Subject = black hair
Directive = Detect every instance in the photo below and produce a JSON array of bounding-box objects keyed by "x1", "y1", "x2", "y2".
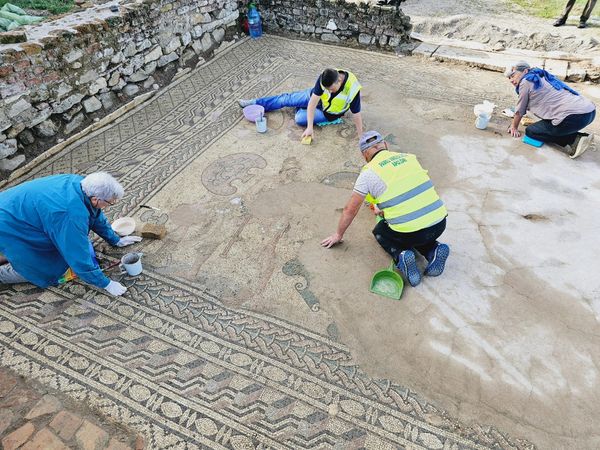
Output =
[{"x1": 321, "y1": 68, "x2": 339, "y2": 88}]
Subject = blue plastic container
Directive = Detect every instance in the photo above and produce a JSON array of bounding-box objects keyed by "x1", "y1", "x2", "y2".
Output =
[{"x1": 248, "y1": 4, "x2": 262, "y2": 39}]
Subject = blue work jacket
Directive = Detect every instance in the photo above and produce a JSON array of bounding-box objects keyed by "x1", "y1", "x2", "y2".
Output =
[{"x1": 0, "y1": 174, "x2": 121, "y2": 288}]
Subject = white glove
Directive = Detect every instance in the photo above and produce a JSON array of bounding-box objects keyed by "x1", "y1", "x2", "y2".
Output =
[
  {"x1": 116, "y1": 235, "x2": 142, "y2": 247},
  {"x1": 105, "y1": 280, "x2": 127, "y2": 296}
]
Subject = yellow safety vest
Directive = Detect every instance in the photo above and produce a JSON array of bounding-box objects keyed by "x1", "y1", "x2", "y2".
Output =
[
  {"x1": 364, "y1": 150, "x2": 447, "y2": 233},
  {"x1": 320, "y1": 70, "x2": 361, "y2": 115}
]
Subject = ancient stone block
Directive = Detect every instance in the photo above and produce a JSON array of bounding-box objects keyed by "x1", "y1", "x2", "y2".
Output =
[
  {"x1": 0, "y1": 31, "x2": 26, "y2": 45},
  {"x1": 34, "y1": 120, "x2": 57, "y2": 138},
  {"x1": 0, "y1": 82, "x2": 27, "y2": 100},
  {"x1": 0, "y1": 139, "x2": 17, "y2": 159},
  {"x1": 0, "y1": 154, "x2": 25, "y2": 171},
  {"x1": 53, "y1": 94, "x2": 84, "y2": 114},
  {"x1": 88, "y1": 77, "x2": 108, "y2": 95},
  {"x1": 123, "y1": 84, "x2": 140, "y2": 96},
  {"x1": 6, "y1": 124, "x2": 25, "y2": 139},
  {"x1": 111, "y1": 51, "x2": 124, "y2": 65},
  {"x1": 181, "y1": 32, "x2": 192, "y2": 47},
  {"x1": 65, "y1": 113, "x2": 85, "y2": 134},
  {"x1": 62, "y1": 103, "x2": 82, "y2": 122},
  {"x1": 144, "y1": 61, "x2": 157, "y2": 75},
  {"x1": 212, "y1": 28, "x2": 225, "y2": 44},
  {"x1": 26, "y1": 107, "x2": 52, "y2": 128},
  {"x1": 358, "y1": 34, "x2": 373, "y2": 45},
  {"x1": 18, "y1": 129, "x2": 35, "y2": 146},
  {"x1": 144, "y1": 46, "x2": 163, "y2": 64},
  {"x1": 79, "y1": 70, "x2": 98, "y2": 84},
  {"x1": 123, "y1": 40, "x2": 137, "y2": 57},
  {"x1": 158, "y1": 52, "x2": 179, "y2": 67},
  {"x1": 321, "y1": 33, "x2": 340, "y2": 43},
  {"x1": 164, "y1": 37, "x2": 182, "y2": 54},
  {"x1": 137, "y1": 39, "x2": 152, "y2": 52},
  {"x1": 108, "y1": 71, "x2": 121, "y2": 87},
  {"x1": 200, "y1": 33, "x2": 213, "y2": 52},
  {"x1": 8, "y1": 99, "x2": 32, "y2": 119},
  {"x1": 64, "y1": 49, "x2": 84, "y2": 64},
  {"x1": 83, "y1": 96, "x2": 102, "y2": 113},
  {"x1": 143, "y1": 76, "x2": 155, "y2": 89},
  {"x1": 128, "y1": 70, "x2": 149, "y2": 83},
  {"x1": 99, "y1": 92, "x2": 117, "y2": 110}
]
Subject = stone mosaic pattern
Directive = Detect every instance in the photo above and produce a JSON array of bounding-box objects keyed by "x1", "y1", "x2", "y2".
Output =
[{"x1": 0, "y1": 37, "x2": 532, "y2": 449}]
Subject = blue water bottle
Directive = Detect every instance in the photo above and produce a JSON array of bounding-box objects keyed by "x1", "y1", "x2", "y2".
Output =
[{"x1": 248, "y1": 3, "x2": 262, "y2": 39}]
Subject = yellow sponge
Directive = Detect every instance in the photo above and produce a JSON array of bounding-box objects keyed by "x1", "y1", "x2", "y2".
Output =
[{"x1": 301, "y1": 136, "x2": 312, "y2": 145}]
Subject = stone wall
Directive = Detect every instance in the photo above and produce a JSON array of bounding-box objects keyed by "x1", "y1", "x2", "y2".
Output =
[
  {"x1": 0, "y1": 0, "x2": 239, "y2": 176},
  {"x1": 240, "y1": 0, "x2": 411, "y2": 50}
]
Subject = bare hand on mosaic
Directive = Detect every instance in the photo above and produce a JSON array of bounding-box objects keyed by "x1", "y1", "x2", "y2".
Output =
[
  {"x1": 321, "y1": 233, "x2": 343, "y2": 248},
  {"x1": 116, "y1": 236, "x2": 143, "y2": 247}
]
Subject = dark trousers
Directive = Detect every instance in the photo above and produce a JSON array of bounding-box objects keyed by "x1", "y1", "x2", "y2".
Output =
[
  {"x1": 372, "y1": 218, "x2": 446, "y2": 262},
  {"x1": 525, "y1": 110, "x2": 596, "y2": 147},
  {"x1": 560, "y1": 0, "x2": 597, "y2": 22}
]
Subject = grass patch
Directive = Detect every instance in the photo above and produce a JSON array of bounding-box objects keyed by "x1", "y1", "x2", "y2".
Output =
[
  {"x1": 0, "y1": 0, "x2": 73, "y2": 14},
  {"x1": 509, "y1": 0, "x2": 565, "y2": 18}
]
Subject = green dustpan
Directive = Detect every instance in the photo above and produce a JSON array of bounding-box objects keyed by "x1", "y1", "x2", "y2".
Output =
[{"x1": 370, "y1": 260, "x2": 404, "y2": 300}]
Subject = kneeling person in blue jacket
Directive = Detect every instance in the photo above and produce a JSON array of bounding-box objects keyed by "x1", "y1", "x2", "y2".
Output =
[{"x1": 0, "y1": 172, "x2": 142, "y2": 296}]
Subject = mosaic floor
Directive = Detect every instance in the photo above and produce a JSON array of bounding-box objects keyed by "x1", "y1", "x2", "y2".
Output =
[{"x1": 0, "y1": 36, "x2": 539, "y2": 449}]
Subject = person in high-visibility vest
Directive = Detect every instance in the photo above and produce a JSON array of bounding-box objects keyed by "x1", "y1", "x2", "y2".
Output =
[
  {"x1": 321, "y1": 131, "x2": 450, "y2": 287},
  {"x1": 239, "y1": 68, "x2": 363, "y2": 142}
]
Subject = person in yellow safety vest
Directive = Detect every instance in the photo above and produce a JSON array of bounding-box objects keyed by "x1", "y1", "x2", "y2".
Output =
[
  {"x1": 238, "y1": 68, "x2": 364, "y2": 142},
  {"x1": 321, "y1": 131, "x2": 450, "y2": 287}
]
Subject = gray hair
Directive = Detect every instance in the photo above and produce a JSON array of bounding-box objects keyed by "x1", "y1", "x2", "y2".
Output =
[
  {"x1": 81, "y1": 172, "x2": 124, "y2": 201},
  {"x1": 504, "y1": 61, "x2": 531, "y2": 78}
]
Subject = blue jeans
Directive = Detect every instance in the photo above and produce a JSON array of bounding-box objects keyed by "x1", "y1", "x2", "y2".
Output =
[
  {"x1": 0, "y1": 263, "x2": 28, "y2": 284},
  {"x1": 525, "y1": 110, "x2": 596, "y2": 147},
  {"x1": 255, "y1": 88, "x2": 328, "y2": 126}
]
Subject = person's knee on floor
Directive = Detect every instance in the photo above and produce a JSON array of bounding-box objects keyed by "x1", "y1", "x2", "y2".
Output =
[{"x1": 295, "y1": 109, "x2": 308, "y2": 126}]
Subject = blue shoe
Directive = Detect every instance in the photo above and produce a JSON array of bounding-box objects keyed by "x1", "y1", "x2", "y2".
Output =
[
  {"x1": 424, "y1": 243, "x2": 450, "y2": 277},
  {"x1": 238, "y1": 99, "x2": 256, "y2": 108},
  {"x1": 397, "y1": 250, "x2": 421, "y2": 287}
]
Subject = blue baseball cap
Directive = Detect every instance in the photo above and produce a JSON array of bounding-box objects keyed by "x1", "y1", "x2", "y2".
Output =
[{"x1": 359, "y1": 130, "x2": 384, "y2": 152}]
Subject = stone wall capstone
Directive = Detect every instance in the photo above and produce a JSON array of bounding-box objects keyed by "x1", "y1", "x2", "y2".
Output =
[
  {"x1": 0, "y1": 0, "x2": 240, "y2": 177},
  {"x1": 240, "y1": 0, "x2": 411, "y2": 50}
]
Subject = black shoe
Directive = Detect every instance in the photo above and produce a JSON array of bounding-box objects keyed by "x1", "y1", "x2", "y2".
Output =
[
  {"x1": 553, "y1": 18, "x2": 566, "y2": 26},
  {"x1": 578, "y1": 21, "x2": 587, "y2": 28}
]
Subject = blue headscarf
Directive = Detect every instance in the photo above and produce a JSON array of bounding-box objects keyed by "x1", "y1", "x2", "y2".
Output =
[{"x1": 516, "y1": 68, "x2": 579, "y2": 96}]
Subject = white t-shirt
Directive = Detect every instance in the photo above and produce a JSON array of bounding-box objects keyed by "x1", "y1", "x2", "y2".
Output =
[{"x1": 353, "y1": 168, "x2": 387, "y2": 199}]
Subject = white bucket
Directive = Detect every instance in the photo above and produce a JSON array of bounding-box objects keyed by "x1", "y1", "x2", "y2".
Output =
[
  {"x1": 256, "y1": 116, "x2": 267, "y2": 133},
  {"x1": 475, "y1": 114, "x2": 490, "y2": 130},
  {"x1": 120, "y1": 253, "x2": 143, "y2": 276}
]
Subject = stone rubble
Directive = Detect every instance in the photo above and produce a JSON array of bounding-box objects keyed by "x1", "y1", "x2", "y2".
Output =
[{"x1": 0, "y1": 0, "x2": 239, "y2": 175}]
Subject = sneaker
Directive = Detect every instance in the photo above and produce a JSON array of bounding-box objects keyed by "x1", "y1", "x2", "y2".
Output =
[
  {"x1": 553, "y1": 18, "x2": 566, "y2": 26},
  {"x1": 238, "y1": 99, "x2": 256, "y2": 108},
  {"x1": 424, "y1": 243, "x2": 450, "y2": 277},
  {"x1": 397, "y1": 250, "x2": 421, "y2": 287},
  {"x1": 578, "y1": 21, "x2": 587, "y2": 28},
  {"x1": 570, "y1": 133, "x2": 594, "y2": 159}
]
